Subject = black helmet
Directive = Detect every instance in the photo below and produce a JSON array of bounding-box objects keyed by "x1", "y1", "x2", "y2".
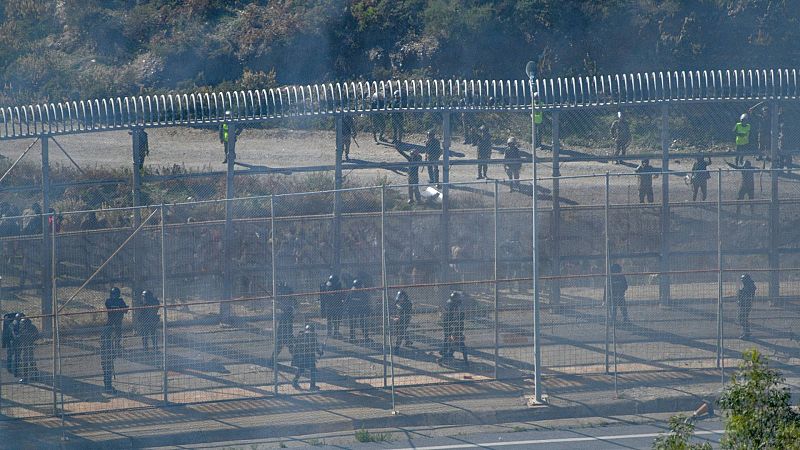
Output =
[
  {"x1": 395, "y1": 290, "x2": 408, "y2": 302},
  {"x1": 14, "y1": 313, "x2": 25, "y2": 320},
  {"x1": 741, "y1": 273, "x2": 752, "y2": 282},
  {"x1": 110, "y1": 287, "x2": 121, "y2": 297},
  {"x1": 142, "y1": 290, "x2": 153, "y2": 300},
  {"x1": 610, "y1": 263, "x2": 622, "y2": 273},
  {"x1": 448, "y1": 291, "x2": 462, "y2": 304},
  {"x1": 304, "y1": 323, "x2": 315, "y2": 332},
  {"x1": 352, "y1": 279, "x2": 363, "y2": 288}
]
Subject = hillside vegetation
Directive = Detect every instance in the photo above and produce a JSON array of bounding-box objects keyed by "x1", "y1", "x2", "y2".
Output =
[{"x1": 0, "y1": 0, "x2": 797, "y2": 105}]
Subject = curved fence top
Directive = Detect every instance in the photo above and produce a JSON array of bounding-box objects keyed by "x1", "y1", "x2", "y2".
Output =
[{"x1": 1, "y1": 68, "x2": 798, "y2": 139}]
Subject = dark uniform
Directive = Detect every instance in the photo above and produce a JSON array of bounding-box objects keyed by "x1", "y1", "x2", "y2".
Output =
[
  {"x1": 342, "y1": 115, "x2": 356, "y2": 160},
  {"x1": 138, "y1": 290, "x2": 160, "y2": 351},
  {"x1": 425, "y1": 131, "x2": 442, "y2": 184},
  {"x1": 22, "y1": 203, "x2": 42, "y2": 235},
  {"x1": 105, "y1": 287, "x2": 129, "y2": 350},
  {"x1": 690, "y1": 157, "x2": 712, "y2": 201},
  {"x1": 100, "y1": 325, "x2": 117, "y2": 393},
  {"x1": 398, "y1": 147, "x2": 422, "y2": 203},
  {"x1": 608, "y1": 264, "x2": 630, "y2": 324},
  {"x1": 726, "y1": 160, "x2": 755, "y2": 215},
  {"x1": 476, "y1": 126, "x2": 492, "y2": 179},
  {"x1": 273, "y1": 282, "x2": 295, "y2": 361},
  {"x1": 15, "y1": 318, "x2": 38, "y2": 383},
  {"x1": 319, "y1": 275, "x2": 344, "y2": 337},
  {"x1": 439, "y1": 292, "x2": 468, "y2": 364},
  {"x1": 634, "y1": 160, "x2": 658, "y2": 204},
  {"x1": 391, "y1": 92, "x2": 404, "y2": 144},
  {"x1": 504, "y1": 137, "x2": 522, "y2": 192},
  {"x1": 346, "y1": 279, "x2": 371, "y2": 341},
  {"x1": 391, "y1": 291, "x2": 413, "y2": 354},
  {"x1": 610, "y1": 113, "x2": 631, "y2": 164},
  {"x1": 370, "y1": 93, "x2": 386, "y2": 142},
  {"x1": 738, "y1": 274, "x2": 756, "y2": 339},
  {"x1": 2, "y1": 312, "x2": 20, "y2": 374},
  {"x1": 291, "y1": 324, "x2": 323, "y2": 391}
]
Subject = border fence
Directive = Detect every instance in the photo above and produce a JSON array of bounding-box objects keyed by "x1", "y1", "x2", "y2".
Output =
[
  {"x1": 2, "y1": 169, "x2": 800, "y2": 419},
  {"x1": 1, "y1": 68, "x2": 800, "y2": 420}
]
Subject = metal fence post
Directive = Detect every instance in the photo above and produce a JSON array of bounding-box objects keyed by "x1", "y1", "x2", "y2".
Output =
[
  {"x1": 441, "y1": 112, "x2": 451, "y2": 296},
  {"x1": 221, "y1": 121, "x2": 236, "y2": 322},
  {"x1": 660, "y1": 104, "x2": 671, "y2": 307},
  {"x1": 42, "y1": 136, "x2": 53, "y2": 333},
  {"x1": 381, "y1": 186, "x2": 388, "y2": 388},
  {"x1": 0, "y1": 276, "x2": 3, "y2": 414},
  {"x1": 50, "y1": 214, "x2": 58, "y2": 415},
  {"x1": 493, "y1": 180, "x2": 499, "y2": 380},
  {"x1": 131, "y1": 129, "x2": 143, "y2": 329},
  {"x1": 551, "y1": 110, "x2": 561, "y2": 307},
  {"x1": 271, "y1": 195, "x2": 279, "y2": 395},
  {"x1": 333, "y1": 116, "x2": 343, "y2": 274},
  {"x1": 160, "y1": 204, "x2": 168, "y2": 404},
  {"x1": 530, "y1": 95, "x2": 542, "y2": 404},
  {"x1": 716, "y1": 170, "x2": 724, "y2": 384},
  {"x1": 769, "y1": 103, "x2": 780, "y2": 305},
  {"x1": 381, "y1": 186, "x2": 395, "y2": 411},
  {"x1": 604, "y1": 172, "x2": 611, "y2": 374}
]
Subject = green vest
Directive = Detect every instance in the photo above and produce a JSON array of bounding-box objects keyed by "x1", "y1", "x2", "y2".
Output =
[
  {"x1": 222, "y1": 123, "x2": 229, "y2": 142},
  {"x1": 534, "y1": 111, "x2": 543, "y2": 124},
  {"x1": 735, "y1": 122, "x2": 750, "y2": 146}
]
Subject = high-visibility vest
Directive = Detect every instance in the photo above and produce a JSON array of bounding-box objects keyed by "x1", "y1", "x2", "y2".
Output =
[
  {"x1": 735, "y1": 122, "x2": 750, "y2": 146},
  {"x1": 534, "y1": 111, "x2": 543, "y2": 124},
  {"x1": 222, "y1": 123, "x2": 229, "y2": 142}
]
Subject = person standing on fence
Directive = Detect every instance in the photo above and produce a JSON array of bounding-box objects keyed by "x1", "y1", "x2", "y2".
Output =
[
  {"x1": 14, "y1": 317, "x2": 38, "y2": 383},
  {"x1": 291, "y1": 323, "x2": 323, "y2": 391},
  {"x1": 689, "y1": 156, "x2": 712, "y2": 201},
  {"x1": 726, "y1": 160, "x2": 756, "y2": 215},
  {"x1": 733, "y1": 113, "x2": 752, "y2": 165},
  {"x1": 608, "y1": 263, "x2": 630, "y2": 325},
  {"x1": 634, "y1": 159, "x2": 659, "y2": 204},
  {"x1": 476, "y1": 125, "x2": 492, "y2": 179},
  {"x1": 397, "y1": 146, "x2": 422, "y2": 203},
  {"x1": 370, "y1": 92, "x2": 386, "y2": 142},
  {"x1": 391, "y1": 91, "x2": 404, "y2": 144},
  {"x1": 391, "y1": 290, "x2": 414, "y2": 355},
  {"x1": 319, "y1": 275, "x2": 344, "y2": 337},
  {"x1": 738, "y1": 273, "x2": 756, "y2": 340},
  {"x1": 342, "y1": 115, "x2": 357, "y2": 161},
  {"x1": 105, "y1": 287, "x2": 129, "y2": 350},
  {"x1": 346, "y1": 279, "x2": 371, "y2": 342},
  {"x1": 504, "y1": 137, "x2": 522, "y2": 192},
  {"x1": 269, "y1": 281, "x2": 295, "y2": 364},
  {"x1": 610, "y1": 111, "x2": 631, "y2": 164},
  {"x1": 438, "y1": 291, "x2": 468, "y2": 365},
  {"x1": 138, "y1": 290, "x2": 160, "y2": 352},
  {"x1": 100, "y1": 324, "x2": 117, "y2": 394},
  {"x1": 425, "y1": 129, "x2": 442, "y2": 185}
]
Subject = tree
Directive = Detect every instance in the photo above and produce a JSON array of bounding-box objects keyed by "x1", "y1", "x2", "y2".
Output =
[
  {"x1": 718, "y1": 349, "x2": 800, "y2": 450},
  {"x1": 652, "y1": 415, "x2": 712, "y2": 450}
]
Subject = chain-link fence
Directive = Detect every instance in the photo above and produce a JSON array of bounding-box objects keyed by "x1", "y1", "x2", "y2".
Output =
[{"x1": 1, "y1": 165, "x2": 800, "y2": 419}]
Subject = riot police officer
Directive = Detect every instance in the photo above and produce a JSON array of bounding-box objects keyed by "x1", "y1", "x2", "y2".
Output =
[
  {"x1": 738, "y1": 273, "x2": 756, "y2": 340},
  {"x1": 291, "y1": 324, "x2": 323, "y2": 391},
  {"x1": 346, "y1": 279, "x2": 371, "y2": 342},
  {"x1": 439, "y1": 291, "x2": 468, "y2": 365},
  {"x1": 319, "y1": 275, "x2": 344, "y2": 337},
  {"x1": 138, "y1": 290, "x2": 160, "y2": 351},
  {"x1": 15, "y1": 318, "x2": 38, "y2": 383},
  {"x1": 271, "y1": 281, "x2": 295, "y2": 363},
  {"x1": 100, "y1": 324, "x2": 117, "y2": 393},
  {"x1": 391, "y1": 290, "x2": 413, "y2": 354},
  {"x1": 105, "y1": 287, "x2": 129, "y2": 350},
  {"x1": 608, "y1": 263, "x2": 630, "y2": 325},
  {"x1": 391, "y1": 91, "x2": 404, "y2": 144},
  {"x1": 2, "y1": 312, "x2": 20, "y2": 374},
  {"x1": 425, "y1": 130, "x2": 442, "y2": 185}
]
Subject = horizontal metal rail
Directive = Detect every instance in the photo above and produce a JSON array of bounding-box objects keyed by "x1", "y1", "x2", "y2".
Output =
[{"x1": 1, "y1": 68, "x2": 799, "y2": 140}]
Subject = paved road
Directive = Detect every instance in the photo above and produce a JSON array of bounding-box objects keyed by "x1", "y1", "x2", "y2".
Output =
[{"x1": 157, "y1": 416, "x2": 724, "y2": 449}]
